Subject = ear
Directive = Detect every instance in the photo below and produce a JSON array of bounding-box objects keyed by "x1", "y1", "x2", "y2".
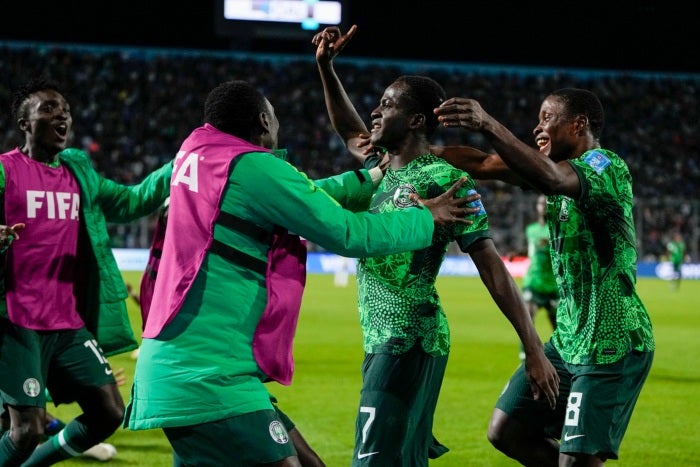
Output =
[
  {"x1": 573, "y1": 114, "x2": 588, "y2": 135},
  {"x1": 18, "y1": 118, "x2": 29, "y2": 132},
  {"x1": 257, "y1": 111, "x2": 270, "y2": 133},
  {"x1": 410, "y1": 113, "x2": 426, "y2": 129}
]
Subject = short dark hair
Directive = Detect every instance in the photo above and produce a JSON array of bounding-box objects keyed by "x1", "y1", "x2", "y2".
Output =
[
  {"x1": 11, "y1": 75, "x2": 63, "y2": 122},
  {"x1": 550, "y1": 88, "x2": 605, "y2": 140},
  {"x1": 203, "y1": 80, "x2": 267, "y2": 138},
  {"x1": 394, "y1": 75, "x2": 446, "y2": 138}
]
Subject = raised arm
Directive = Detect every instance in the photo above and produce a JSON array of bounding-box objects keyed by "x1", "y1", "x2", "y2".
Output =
[{"x1": 312, "y1": 25, "x2": 370, "y2": 164}]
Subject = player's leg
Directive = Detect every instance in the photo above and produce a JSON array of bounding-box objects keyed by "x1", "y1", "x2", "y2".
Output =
[
  {"x1": 558, "y1": 350, "x2": 654, "y2": 465},
  {"x1": 404, "y1": 352, "x2": 449, "y2": 464},
  {"x1": 545, "y1": 295, "x2": 559, "y2": 330},
  {"x1": 163, "y1": 409, "x2": 301, "y2": 466},
  {"x1": 0, "y1": 318, "x2": 49, "y2": 464},
  {"x1": 352, "y1": 346, "x2": 437, "y2": 466},
  {"x1": 488, "y1": 341, "x2": 569, "y2": 466},
  {"x1": 22, "y1": 328, "x2": 123, "y2": 465},
  {"x1": 273, "y1": 399, "x2": 325, "y2": 467}
]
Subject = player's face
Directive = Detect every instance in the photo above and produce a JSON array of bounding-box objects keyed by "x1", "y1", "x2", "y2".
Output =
[
  {"x1": 369, "y1": 82, "x2": 413, "y2": 152},
  {"x1": 533, "y1": 96, "x2": 578, "y2": 163},
  {"x1": 260, "y1": 98, "x2": 279, "y2": 149},
  {"x1": 19, "y1": 89, "x2": 72, "y2": 157}
]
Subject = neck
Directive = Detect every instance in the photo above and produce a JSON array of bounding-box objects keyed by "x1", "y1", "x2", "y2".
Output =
[
  {"x1": 388, "y1": 141, "x2": 432, "y2": 169},
  {"x1": 20, "y1": 145, "x2": 59, "y2": 165}
]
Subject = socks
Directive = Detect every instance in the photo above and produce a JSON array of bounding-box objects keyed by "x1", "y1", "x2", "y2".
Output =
[
  {"x1": 0, "y1": 432, "x2": 36, "y2": 467},
  {"x1": 43, "y1": 419, "x2": 66, "y2": 440},
  {"x1": 21, "y1": 418, "x2": 95, "y2": 466}
]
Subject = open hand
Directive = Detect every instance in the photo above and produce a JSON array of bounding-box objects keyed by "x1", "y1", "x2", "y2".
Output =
[
  {"x1": 0, "y1": 223, "x2": 25, "y2": 249},
  {"x1": 410, "y1": 177, "x2": 479, "y2": 226}
]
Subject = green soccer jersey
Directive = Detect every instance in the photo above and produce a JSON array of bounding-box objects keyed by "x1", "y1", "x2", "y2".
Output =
[
  {"x1": 548, "y1": 149, "x2": 655, "y2": 365},
  {"x1": 667, "y1": 239, "x2": 686, "y2": 266},
  {"x1": 357, "y1": 154, "x2": 491, "y2": 356},
  {"x1": 522, "y1": 221, "x2": 558, "y2": 295}
]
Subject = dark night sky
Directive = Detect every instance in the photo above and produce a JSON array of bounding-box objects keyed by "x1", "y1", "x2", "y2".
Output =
[{"x1": 1, "y1": 1, "x2": 698, "y2": 73}]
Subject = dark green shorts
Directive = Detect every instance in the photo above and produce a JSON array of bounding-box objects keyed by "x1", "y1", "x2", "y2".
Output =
[
  {"x1": 163, "y1": 409, "x2": 297, "y2": 465},
  {"x1": 352, "y1": 345, "x2": 449, "y2": 466},
  {"x1": 522, "y1": 287, "x2": 558, "y2": 317},
  {"x1": 0, "y1": 318, "x2": 116, "y2": 407},
  {"x1": 495, "y1": 340, "x2": 653, "y2": 459}
]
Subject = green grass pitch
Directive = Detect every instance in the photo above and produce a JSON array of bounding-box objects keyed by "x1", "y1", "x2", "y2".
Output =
[{"x1": 49, "y1": 273, "x2": 699, "y2": 466}]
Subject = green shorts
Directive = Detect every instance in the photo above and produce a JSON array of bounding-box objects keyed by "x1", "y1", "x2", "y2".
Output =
[
  {"x1": 522, "y1": 287, "x2": 558, "y2": 319},
  {"x1": 495, "y1": 340, "x2": 653, "y2": 459},
  {"x1": 0, "y1": 318, "x2": 116, "y2": 408},
  {"x1": 163, "y1": 409, "x2": 297, "y2": 465},
  {"x1": 352, "y1": 345, "x2": 449, "y2": 466}
]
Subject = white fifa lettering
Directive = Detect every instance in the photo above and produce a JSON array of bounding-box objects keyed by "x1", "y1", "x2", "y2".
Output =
[
  {"x1": 71, "y1": 193, "x2": 80, "y2": 220},
  {"x1": 27, "y1": 190, "x2": 45, "y2": 218},
  {"x1": 172, "y1": 151, "x2": 199, "y2": 192},
  {"x1": 55, "y1": 192, "x2": 72, "y2": 219},
  {"x1": 46, "y1": 189, "x2": 55, "y2": 218},
  {"x1": 26, "y1": 190, "x2": 80, "y2": 219}
]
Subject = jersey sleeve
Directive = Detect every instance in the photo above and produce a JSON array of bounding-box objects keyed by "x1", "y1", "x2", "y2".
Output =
[{"x1": 229, "y1": 152, "x2": 435, "y2": 258}]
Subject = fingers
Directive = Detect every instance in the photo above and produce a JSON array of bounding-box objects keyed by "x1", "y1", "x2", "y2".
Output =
[
  {"x1": 532, "y1": 383, "x2": 558, "y2": 410},
  {"x1": 444, "y1": 176, "x2": 467, "y2": 196},
  {"x1": 312, "y1": 25, "x2": 357, "y2": 49}
]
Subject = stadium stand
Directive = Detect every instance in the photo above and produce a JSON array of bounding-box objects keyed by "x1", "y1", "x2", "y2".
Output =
[{"x1": 1, "y1": 42, "x2": 697, "y2": 261}]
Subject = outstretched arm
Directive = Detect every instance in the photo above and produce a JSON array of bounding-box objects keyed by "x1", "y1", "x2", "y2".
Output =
[
  {"x1": 430, "y1": 144, "x2": 527, "y2": 186},
  {"x1": 312, "y1": 24, "x2": 370, "y2": 164},
  {"x1": 434, "y1": 97, "x2": 579, "y2": 197}
]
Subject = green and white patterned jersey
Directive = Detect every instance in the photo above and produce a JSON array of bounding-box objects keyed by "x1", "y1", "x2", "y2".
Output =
[
  {"x1": 357, "y1": 154, "x2": 491, "y2": 356},
  {"x1": 522, "y1": 221, "x2": 557, "y2": 295},
  {"x1": 667, "y1": 239, "x2": 686, "y2": 267},
  {"x1": 548, "y1": 149, "x2": 655, "y2": 365}
]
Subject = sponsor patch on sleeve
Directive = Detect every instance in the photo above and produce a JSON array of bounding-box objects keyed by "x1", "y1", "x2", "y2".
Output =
[{"x1": 583, "y1": 151, "x2": 611, "y2": 174}]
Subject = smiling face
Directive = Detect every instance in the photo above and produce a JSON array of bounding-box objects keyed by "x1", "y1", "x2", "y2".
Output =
[
  {"x1": 533, "y1": 95, "x2": 580, "y2": 163},
  {"x1": 369, "y1": 82, "x2": 415, "y2": 152},
  {"x1": 18, "y1": 89, "x2": 72, "y2": 161}
]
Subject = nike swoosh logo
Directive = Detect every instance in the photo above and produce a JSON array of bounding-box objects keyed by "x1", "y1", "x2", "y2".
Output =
[
  {"x1": 357, "y1": 451, "x2": 379, "y2": 459},
  {"x1": 563, "y1": 433, "x2": 586, "y2": 441},
  {"x1": 104, "y1": 368, "x2": 113, "y2": 376}
]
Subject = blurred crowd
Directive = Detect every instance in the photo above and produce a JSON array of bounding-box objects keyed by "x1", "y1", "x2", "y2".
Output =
[{"x1": 1, "y1": 42, "x2": 697, "y2": 261}]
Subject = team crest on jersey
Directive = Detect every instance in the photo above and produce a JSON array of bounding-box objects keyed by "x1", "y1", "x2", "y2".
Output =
[
  {"x1": 583, "y1": 151, "x2": 611, "y2": 174},
  {"x1": 392, "y1": 184, "x2": 418, "y2": 208},
  {"x1": 269, "y1": 421, "x2": 289, "y2": 444},
  {"x1": 23, "y1": 378, "x2": 41, "y2": 397},
  {"x1": 559, "y1": 197, "x2": 571, "y2": 222}
]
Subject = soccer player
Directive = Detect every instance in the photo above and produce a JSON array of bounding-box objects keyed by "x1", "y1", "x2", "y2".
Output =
[
  {"x1": 312, "y1": 26, "x2": 558, "y2": 466},
  {"x1": 134, "y1": 200, "x2": 328, "y2": 467},
  {"x1": 434, "y1": 88, "x2": 656, "y2": 465},
  {"x1": 666, "y1": 231, "x2": 686, "y2": 290},
  {"x1": 517, "y1": 194, "x2": 558, "y2": 360},
  {"x1": 124, "y1": 79, "x2": 475, "y2": 466},
  {"x1": 0, "y1": 76, "x2": 171, "y2": 465}
]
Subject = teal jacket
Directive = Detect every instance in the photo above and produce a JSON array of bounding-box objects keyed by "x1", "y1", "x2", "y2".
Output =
[{"x1": 0, "y1": 148, "x2": 172, "y2": 356}]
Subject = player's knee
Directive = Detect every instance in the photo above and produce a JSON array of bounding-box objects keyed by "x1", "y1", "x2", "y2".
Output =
[
  {"x1": 102, "y1": 404, "x2": 125, "y2": 432},
  {"x1": 486, "y1": 412, "x2": 505, "y2": 450},
  {"x1": 10, "y1": 421, "x2": 44, "y2": 451},
  {"x1": 486, "y1": 409, "x2": 518, "y2": 455}
]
